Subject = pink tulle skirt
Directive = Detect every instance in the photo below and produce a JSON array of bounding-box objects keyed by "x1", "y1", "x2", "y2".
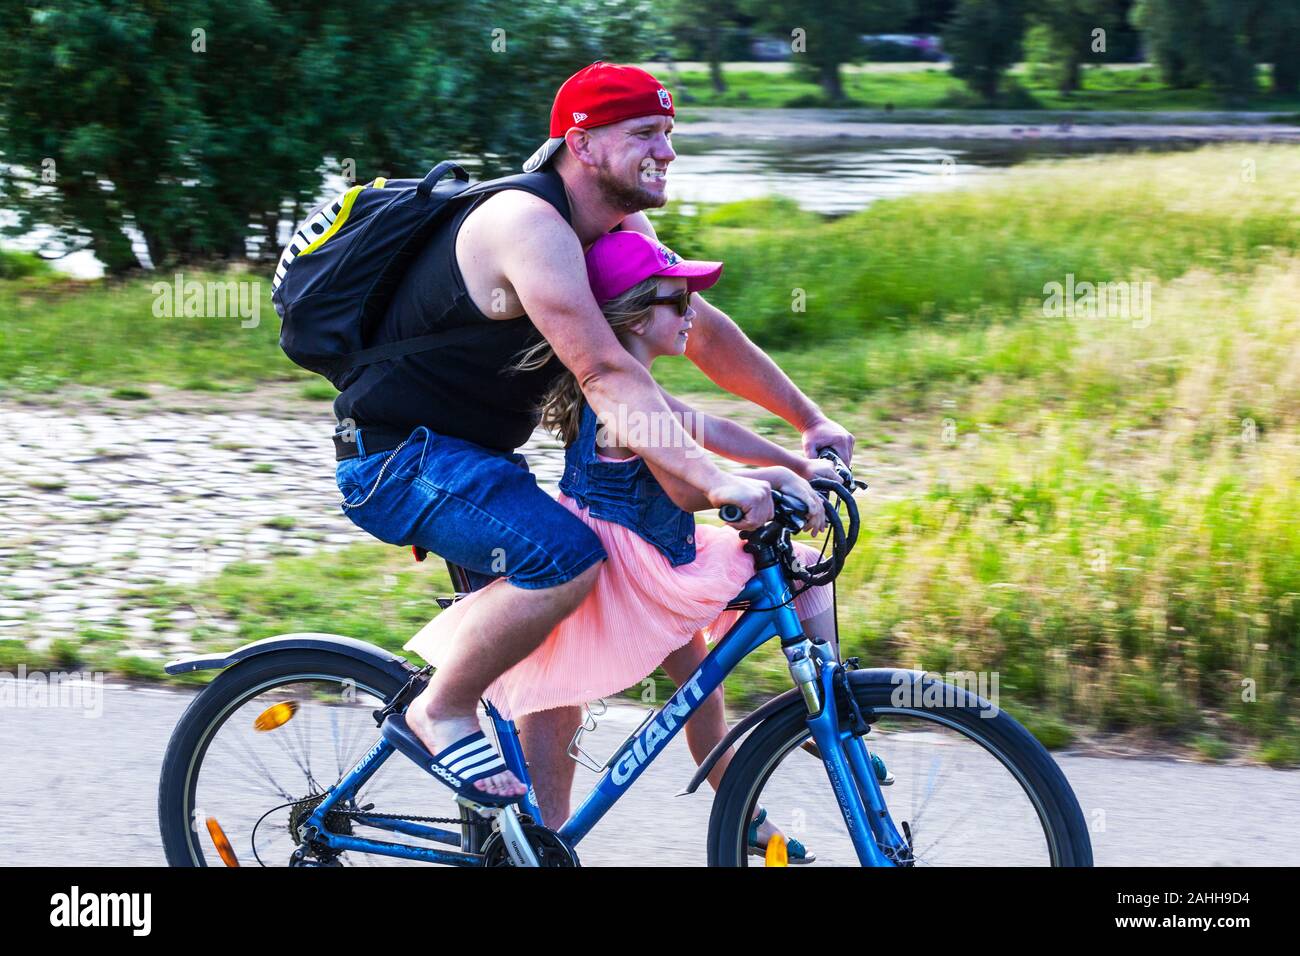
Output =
[{"x1": 403, "y1": 492, "x2": 832, "y2": 720}]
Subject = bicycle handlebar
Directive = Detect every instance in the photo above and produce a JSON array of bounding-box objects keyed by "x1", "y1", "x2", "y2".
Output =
[
  {"x1": 717, "y1": 448, "x2": 854, "y2": 527},
  {"x1": 718, "y1": 488, "x2": 807, "y2": 528},
  {"x1": 717, "y1": 449, "x2": 863, "y2": 587}
]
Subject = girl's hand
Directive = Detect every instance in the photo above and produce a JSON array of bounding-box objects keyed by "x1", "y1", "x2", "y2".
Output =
[
  {"x1": 708, "y1": 474, "x2": 774, "y2": 531},
  {"x1": 764, "y1": 467, "x2": 828, "y2": 537}
]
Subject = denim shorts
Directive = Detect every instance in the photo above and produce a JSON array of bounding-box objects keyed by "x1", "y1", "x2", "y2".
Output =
[{"x1": 335, "y1": 425, "x2": 607, "y2": 590}]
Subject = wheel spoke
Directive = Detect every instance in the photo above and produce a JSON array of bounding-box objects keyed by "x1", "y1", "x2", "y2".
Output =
[{"x1": 729, "y1": 695, "x2": 1079, "y2": 866}]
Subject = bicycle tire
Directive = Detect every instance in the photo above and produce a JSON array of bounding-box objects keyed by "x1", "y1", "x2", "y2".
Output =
[
  {"x1": 158, "y1": 649, "x2": 409, "y2": 867},
  {"x1": 706, "y1": 676, "x2": 1093, "y2": 866}
]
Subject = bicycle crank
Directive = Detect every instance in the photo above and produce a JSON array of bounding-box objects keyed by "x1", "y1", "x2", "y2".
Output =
[{"x1": 479, "y1": 820, "x2": 579, "y2": 867}]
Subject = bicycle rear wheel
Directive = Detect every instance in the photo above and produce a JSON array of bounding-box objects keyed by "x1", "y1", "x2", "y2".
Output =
[
  {"x1": 158, "y1": 650, "x2": 476, "y2": 867},
  {"x1": 706, "y1": 676, "x2": 1093, "y2": 866}
]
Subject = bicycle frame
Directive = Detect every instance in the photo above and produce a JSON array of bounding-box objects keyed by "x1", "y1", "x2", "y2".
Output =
[{"x1": 302, "y1": 562, "x2": 908, "y2": 866}]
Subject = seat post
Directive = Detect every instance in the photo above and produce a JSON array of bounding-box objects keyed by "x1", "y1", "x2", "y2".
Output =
[{"x1": 445, "y1": 560, "x2": 473, "y2": 593}]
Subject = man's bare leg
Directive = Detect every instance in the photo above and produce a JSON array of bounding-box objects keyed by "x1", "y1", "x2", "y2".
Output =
[
  {"x1": 406, "y1": 564, "x2": 600, "y2": 798},
  {"x1": 518, "y1": 705, "x2": 582, "y2": 827}
]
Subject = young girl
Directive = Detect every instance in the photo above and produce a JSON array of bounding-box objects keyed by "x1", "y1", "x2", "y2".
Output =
[{"x1": 406, "y1": 231, "x2": 839, "y2": 862}]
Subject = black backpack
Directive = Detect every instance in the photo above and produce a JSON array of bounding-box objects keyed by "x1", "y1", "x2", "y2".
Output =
[{"x1": 271, "y1": 162, "x2": 562, "y2": 389}]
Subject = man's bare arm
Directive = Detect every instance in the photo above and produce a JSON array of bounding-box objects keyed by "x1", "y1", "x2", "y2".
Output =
[
  {"x1": 618, "y1": 213, "x2": 854, "y2": 463},
  {"x1": 488, "y1": 196, "x2": 773, "y2": 525}
]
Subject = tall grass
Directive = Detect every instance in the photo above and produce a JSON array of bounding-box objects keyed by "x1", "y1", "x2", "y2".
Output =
[
  {"x1": 653, "y1": 145, "x2": 1300, "y2": 348},
  {"x1": 819, "y1": 256, "x2": 1298, "y2": 746},
  {"x1": 666, "y1": 63, "x2": 1300, "y2": 112},
  {"x1": 0, "y1": 263, "x2": 292, "y2": 392},
  {"x1": 5, "y1": 146, "x2": 1298, "y2": 755}
]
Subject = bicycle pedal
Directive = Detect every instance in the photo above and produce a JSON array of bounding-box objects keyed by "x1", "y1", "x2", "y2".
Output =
[{"x1": 455, "y1": 794, "x2": 506, "y2": 819}]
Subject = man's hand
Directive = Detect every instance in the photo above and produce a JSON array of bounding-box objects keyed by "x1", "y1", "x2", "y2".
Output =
[
  {"x1": 708, "y1": 474, "x2": 774, "y2": 531},
  {"x1": 801, "y1": 417, "x2": 855, "y2": 466},
  {"x1": 793, "y1": 457, "x2": 842, "y2": 484}
]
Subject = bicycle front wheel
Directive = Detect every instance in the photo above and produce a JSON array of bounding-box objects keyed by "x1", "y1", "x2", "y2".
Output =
[{"x1": 706, "y1": 674, "x2": 1093, "y2": 866}]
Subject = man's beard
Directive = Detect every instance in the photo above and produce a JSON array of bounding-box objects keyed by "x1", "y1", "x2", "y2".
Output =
[{"x1": 594, "y1": 159, "x2": 666, "y2": 213}]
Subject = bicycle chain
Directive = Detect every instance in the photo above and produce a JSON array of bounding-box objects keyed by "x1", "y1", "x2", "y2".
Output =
[{"x1": 331, "y1": 807, "x2": 465, "y2": 826}]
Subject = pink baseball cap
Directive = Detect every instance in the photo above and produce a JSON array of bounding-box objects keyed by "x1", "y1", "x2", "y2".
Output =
[{"x1": 585, "y1": 231, "x2": 723, "y2": 305}]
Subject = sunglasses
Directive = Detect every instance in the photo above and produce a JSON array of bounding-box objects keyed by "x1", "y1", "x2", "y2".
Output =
[{"x1": 648, "y1": 289, "x2": 692, "y2": 317}]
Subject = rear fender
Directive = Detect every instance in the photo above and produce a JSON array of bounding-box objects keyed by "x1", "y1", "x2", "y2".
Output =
[{"x1": 163, "y1": 633, "x2": 416, "y2": 686}]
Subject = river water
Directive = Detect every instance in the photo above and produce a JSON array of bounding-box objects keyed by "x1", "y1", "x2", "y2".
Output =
[
  {"x1": 664, "y1": 136, "x2": 1196, "y2": 215},
  {"x1": 3, "y1": 129, "x2": 1208, "y2": 277}
]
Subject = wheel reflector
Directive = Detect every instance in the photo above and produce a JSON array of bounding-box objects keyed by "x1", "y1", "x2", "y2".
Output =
[
  {"x1": 764, "y1": 833, "x2": 788, "y2": 867},
  {"x1": 206, "y1": 817, "x2": 240, "y2": 867},
  {"x1": 254, "y1": 700, "x2": 298, "y2": 731}
]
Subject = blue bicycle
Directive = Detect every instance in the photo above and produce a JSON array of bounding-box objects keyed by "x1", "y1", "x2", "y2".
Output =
[{"x1": 158, "y1": 453, "x2": 1093, "y2": 866}]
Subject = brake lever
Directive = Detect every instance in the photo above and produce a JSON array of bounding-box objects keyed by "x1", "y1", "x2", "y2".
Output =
[{"x1": 816, "y1": 445, "x2": 855, "y2": 490}]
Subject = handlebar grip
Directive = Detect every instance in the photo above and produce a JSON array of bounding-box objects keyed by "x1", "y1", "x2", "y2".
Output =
[
  {"x1": 719, "y1": 503, "x2": 744, "y2": 524},
  {"x1": 721, "y1": 492, "x2": 803, "y2": 527}
]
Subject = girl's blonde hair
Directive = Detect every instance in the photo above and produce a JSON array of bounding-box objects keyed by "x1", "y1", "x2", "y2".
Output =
[{"x1": 510, "y1": 276, "x2": 662, "y2": 447}]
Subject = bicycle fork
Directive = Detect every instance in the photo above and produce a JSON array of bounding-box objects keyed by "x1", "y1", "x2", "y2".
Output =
[{"x1": 785, "y1": 640, "x2": 908, "y2": 866}]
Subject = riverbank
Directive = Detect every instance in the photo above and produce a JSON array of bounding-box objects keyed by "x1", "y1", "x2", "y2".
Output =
[
  {"x1": 649, "y1": 61, "x2": 1300, "y2": 115},
  {"x1": 2, "y1": 145, "x2": 1297, "y2": 764},
  {"x1": 676, "y1": 107, "x2": 1300, "y2": 142}
]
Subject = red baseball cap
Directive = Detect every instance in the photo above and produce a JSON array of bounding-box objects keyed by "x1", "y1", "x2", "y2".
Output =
[
  {"x1": 523, "y1": 61, "x2": 675, "y2": 173},
  {"x1": 585, "y1": 231, "x2": 722, "y2": 305}
]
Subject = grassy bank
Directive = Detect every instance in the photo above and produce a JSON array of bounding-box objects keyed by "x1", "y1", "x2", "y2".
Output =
[
  {"x1": 4, "y1": 145, "x2": 1298, "y2": 761},
  {"x1": 5, "y1": 147, "x2": 1298, "y2": 396},
  {"x1": 664, "y1": 63, "x2": 1300, "y2": 113},
  {"x1": 0, "y1": 255, "x2": 297, "y2": 395}
]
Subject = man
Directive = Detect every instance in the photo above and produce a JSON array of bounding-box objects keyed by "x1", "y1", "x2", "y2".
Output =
[{"x1": 333, "y1": 62, "x2": 854, "y2": 810}]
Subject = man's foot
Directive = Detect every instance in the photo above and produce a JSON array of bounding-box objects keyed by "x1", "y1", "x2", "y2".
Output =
[{"x1": 406, "y1": 707, "x2": 527, "y2": 799}]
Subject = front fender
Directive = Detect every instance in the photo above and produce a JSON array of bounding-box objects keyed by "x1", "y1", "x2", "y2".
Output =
[
  {"x1": 163, "y1": 632, "x2": 416, "y2": 685},
  {"x1": 680, "y1": 668, "x2": 926, "y2": 796}
]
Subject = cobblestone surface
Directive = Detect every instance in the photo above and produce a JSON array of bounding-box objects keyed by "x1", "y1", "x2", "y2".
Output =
[{"x1": 0, "y1": 401, "x2": 566, "y2": 654}]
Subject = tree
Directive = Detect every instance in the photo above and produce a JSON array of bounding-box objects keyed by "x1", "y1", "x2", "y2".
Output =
[
  {"x1": 743, "y1": 0, "x2": 913, "y2": 104},
  {"x1": 0, "y1": 0, "x2": 657, "y2": 274},
  {"x1": 1031, "y1": 0, "x2": 1124, "y2": 95},
  {"x1": 1245, "y1": 0, "x2": 1300, "y2": 95},
  {"x1": 664, "y1": 0, "x2": 743, "y2": 94},
  {"x1": 944, "y1": 0, "x2": 1028, "y2": 103},
  {"x1": 1131, "y1": 0, "x2": 1257, "y2": 102}
]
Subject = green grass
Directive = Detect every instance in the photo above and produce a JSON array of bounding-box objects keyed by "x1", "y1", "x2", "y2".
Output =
[
  {"x1": 6, "y1": 147, "x2": 1298, "y2": 398},
  {"x1": 667, "y1": 63, "x2": 1300, "y2": 113},
  {"x1": 301, "y1": 381, "x2": 336, "y2": 401},
  {"x1": 109, "y1": 386, "x2": 151, "y2": 400},
  {"x1": 124, "y1": 543, "x2": 453, "y2": 658},
  {"x1": 6, "y1": 145, "x2": 1299, "y2": 748},
  {"x1": 651, "y1": 146, "x2": 1300, "y2": 353},
  {"x1": 0, "y1": 265, "x2": 301, "y2": 395}
]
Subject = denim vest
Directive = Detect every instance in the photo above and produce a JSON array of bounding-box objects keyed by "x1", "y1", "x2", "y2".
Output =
[{"x1": 558, "y1": 403, "x2": 697, "y2": 566}]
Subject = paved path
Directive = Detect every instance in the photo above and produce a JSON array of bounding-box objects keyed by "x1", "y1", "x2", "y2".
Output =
[{"x1": 1, "y1": 681, "x2": 1295, "y2": 867}]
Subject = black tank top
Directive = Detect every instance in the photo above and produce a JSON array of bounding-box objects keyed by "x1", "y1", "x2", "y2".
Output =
[{"x1": 333, "y1": 167, "x2": 577, "y2": 452}]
